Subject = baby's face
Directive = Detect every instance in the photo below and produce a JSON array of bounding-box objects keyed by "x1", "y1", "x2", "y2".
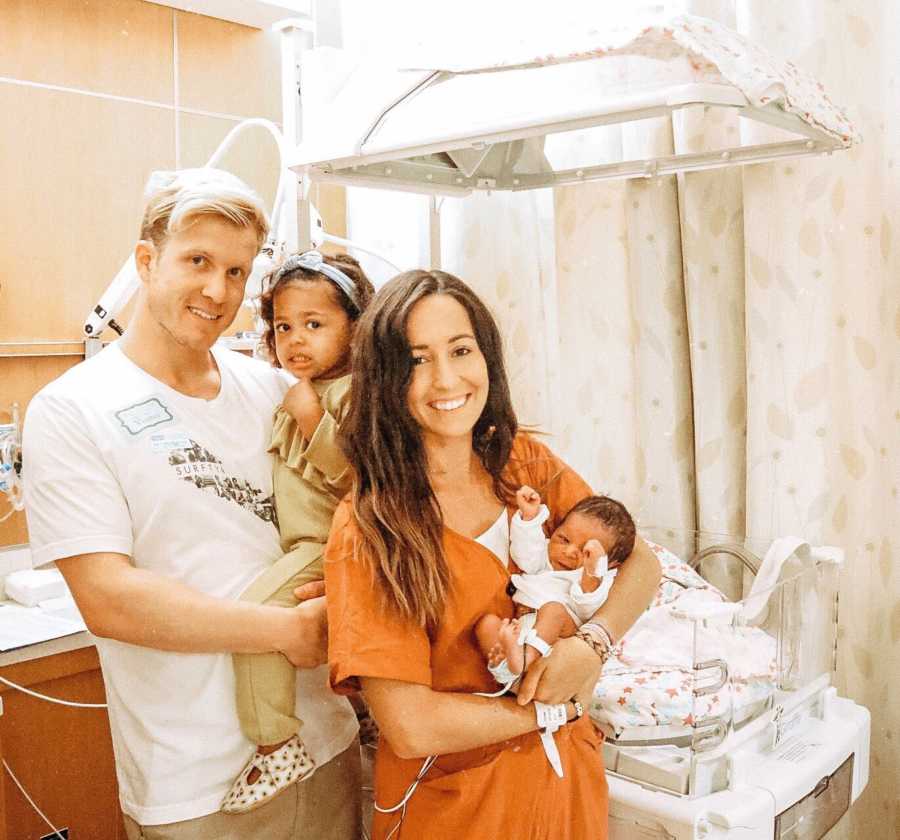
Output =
[{"x1": 547, "y1": 512, "x2": 615, "y2": 570}]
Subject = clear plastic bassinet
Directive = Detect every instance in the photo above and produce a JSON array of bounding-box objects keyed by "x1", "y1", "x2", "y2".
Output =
[{"x1": 591, "y1": 527, "x2": 843, "y2": 799}]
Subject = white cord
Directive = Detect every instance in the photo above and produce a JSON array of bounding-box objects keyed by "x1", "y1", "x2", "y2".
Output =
[
  {"x1": 374, "y1": 754, "x2": 437, "y2": 840},
  {"x1": 371, "y1": 673, "x2": 521, "y2": 836},
  {"x1": 373, "y1": 754, "x2": 437, "y2": 815},
  {"x1": 474, "y1": 679, "x2": 519, "y2": 698},
  {"x1": 0, "y1": 675, "x2": 107, "y2": 708},
  {"x1": 2, "y1": 758, "x2": 67, "y2": 839},
  {"x1": 321, "y1": 232, "x2": 403, "y2": 274}
]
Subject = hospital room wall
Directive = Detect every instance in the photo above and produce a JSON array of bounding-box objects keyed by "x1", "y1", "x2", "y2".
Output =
[{"x1": 0, "y1": 0, "x2": 346, "y2": 550}]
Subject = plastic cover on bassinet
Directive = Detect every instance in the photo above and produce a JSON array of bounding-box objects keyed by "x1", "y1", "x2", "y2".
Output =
[{"x1": 590, "y1": 527, "x2": 842, "y2": 797}]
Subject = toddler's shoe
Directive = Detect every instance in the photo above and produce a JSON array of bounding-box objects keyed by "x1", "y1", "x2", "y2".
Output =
[{"x1": 221, "y1": 735, "x2": 315, "y2": 814}]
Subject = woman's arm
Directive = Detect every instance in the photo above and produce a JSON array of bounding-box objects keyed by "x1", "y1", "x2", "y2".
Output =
[{"x1": 362, "y1": 676, "x2": 577, "y2": 759}]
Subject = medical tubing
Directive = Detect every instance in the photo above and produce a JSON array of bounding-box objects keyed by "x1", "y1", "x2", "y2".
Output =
[
  {"x1": 2, "y1": 758, "x2": 67, "y2": 840},
  {"x1": 0, "y1": 674, "x2": 107, "y2": 708},
  {"x1": 204, "y1": 118, "x2": 289, "y2": 234},
  {"x1": 371, "y1": 675, "x2": 518, "y2": 818},
  {"x1": 320, "y1": 233, "x2": 403, "y2": 274},
  {"x1": 0, "y1": 433, "x2": 24, "y2": 515},
  {"x1": 373, "y1": 754, "x2": 438, "y2": 815},
  {"x1": 373, "y1": 672, "x2": 541, "y2": 834}
]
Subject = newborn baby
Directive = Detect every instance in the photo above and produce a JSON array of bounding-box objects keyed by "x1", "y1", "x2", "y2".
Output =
[{"x1": 475, "y1": 486, "x2": 636, "y2": 684}]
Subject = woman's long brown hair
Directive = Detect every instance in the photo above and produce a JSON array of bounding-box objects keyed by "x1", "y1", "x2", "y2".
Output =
[{"x1": 342, "y1": 270, "x2": 518, "y2": 633}]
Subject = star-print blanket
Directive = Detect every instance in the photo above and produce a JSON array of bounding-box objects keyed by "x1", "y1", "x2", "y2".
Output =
[{"x1": 591, "y1": 541, "x2": 777, "y2": 736}]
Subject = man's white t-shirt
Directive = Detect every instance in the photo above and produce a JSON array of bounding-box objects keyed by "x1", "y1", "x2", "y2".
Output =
[{"x1": 23, "y1": 343, "x2": 358, "y2": 825}]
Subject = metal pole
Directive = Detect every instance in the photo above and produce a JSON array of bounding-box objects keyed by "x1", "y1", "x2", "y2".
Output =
[
  {"x1": 428, "y1": 196, "x2": 442, "y2": 270},
  {"x1": 274, "y1": 17, "x2": 316, "y2": 252}
]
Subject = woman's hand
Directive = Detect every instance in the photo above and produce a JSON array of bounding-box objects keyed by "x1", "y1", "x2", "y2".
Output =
[{"x1": 516, "y1": 636, "x2": 603, "y2": 706}]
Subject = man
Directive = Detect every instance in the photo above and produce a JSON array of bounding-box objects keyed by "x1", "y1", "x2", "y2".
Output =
[{"x1": 23, "y1": 169, "x2": 360, "y2": 839}]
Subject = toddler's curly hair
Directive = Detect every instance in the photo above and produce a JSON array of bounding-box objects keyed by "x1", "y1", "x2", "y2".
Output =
[{"x1": 258, "y1": 252, "x2": 375, "y2": 367}]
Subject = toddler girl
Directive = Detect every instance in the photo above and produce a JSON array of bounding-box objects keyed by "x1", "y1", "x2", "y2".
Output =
[{"x1": 223, "y1": 250, "x2": 374, "y2": 814}]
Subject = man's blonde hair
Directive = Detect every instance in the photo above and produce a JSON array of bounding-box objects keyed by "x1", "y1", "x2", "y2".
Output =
[{"x1": 139, "y1": 168, "x2": 269, "y2": 251}]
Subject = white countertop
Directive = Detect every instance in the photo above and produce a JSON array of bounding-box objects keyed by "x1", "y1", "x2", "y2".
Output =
[{"x1": 0, "y1": 628, "x2": 94, "y2": 669}]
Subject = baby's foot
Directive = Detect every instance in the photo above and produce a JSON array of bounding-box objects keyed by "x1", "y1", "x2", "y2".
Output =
[
  {"x1": 499, "y1": 618, "x2": 525, "y2": 675},
  {"x1": 487, "y1": 642, "x2": 506, "y2": 668},
  {"x1": 582, "y1": 539, "x2": 608, "y2": 578}
]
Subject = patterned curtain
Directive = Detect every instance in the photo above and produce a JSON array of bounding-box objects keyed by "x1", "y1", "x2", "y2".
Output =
[{"x1": 342, "y1": 2, "x2": 898, "y2": 837}]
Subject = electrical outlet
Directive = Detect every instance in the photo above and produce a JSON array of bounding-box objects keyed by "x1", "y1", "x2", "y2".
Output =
[{"x1": 40, "y1": 829, "x2": 69, "y2": 840}]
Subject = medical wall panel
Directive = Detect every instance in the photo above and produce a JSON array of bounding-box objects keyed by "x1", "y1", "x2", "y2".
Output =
[
  {"x1": 0, "y1": 0, "x2": 174, "y2": 105},
  {"x1": 0, "y1": 84, "x2": 175, "y2": 343},
  {"x1": 175, "y1": 10, "x2": 282, "y2": 122}
]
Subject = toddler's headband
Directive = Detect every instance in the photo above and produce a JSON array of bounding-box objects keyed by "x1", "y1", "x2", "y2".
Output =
[{"x1": 274, "y1": 250, "x2": 359, "y2": 313}]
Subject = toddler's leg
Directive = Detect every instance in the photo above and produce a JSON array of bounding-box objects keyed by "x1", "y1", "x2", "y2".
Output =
[
  {"x1": 225, "y1": 553, "x2": 321, "y2": 813},
  {"x1": 233, "y1": 554, "x2": 323, "y2": 746}
]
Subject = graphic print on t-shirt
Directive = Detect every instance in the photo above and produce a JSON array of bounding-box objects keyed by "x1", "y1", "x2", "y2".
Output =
[{"x1": 167, "y1": 439, "x2": 277, "y2": 526}]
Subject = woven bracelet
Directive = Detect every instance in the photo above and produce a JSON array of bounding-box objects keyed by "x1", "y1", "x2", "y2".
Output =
[
  {"x1": 579, "y1": 620, "x2": 615, "y2": 650},
  {"x1": 574, "y1": 629, "x2": 611, "y2": 664}
]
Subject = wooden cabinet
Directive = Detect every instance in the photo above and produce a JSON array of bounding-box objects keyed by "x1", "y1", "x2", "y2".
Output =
[{"x1": 0, "y1": 637, "x2": 123, "y2": 840}]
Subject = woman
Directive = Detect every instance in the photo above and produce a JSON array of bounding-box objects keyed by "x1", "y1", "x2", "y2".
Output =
[{"x1": 324, "y1": 270, "x2": 661, "y2": 839}]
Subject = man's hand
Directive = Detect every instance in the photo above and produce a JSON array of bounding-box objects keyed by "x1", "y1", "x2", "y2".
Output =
[
  {"x1": 282, "y1": 380, "x2": 325, "y2": 440},
  {"x1": 515, "y1": 485, "x2": 542, "y2": 521},
  {"x1": 516, "y1": 636, "x2": 603, "y2": 705},
  {"x1": 279, "y1": 596, "x2": 328, "y2": 668},
  {"x1": 294, "y1": 580, "x2": 326, "y2": 601}
]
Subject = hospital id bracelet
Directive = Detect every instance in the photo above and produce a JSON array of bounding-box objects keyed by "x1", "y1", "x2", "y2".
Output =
[
  {"x1": 534, "y1": 701, "x2": 568, "y2": 730},
  {"x1": 534, "y1": 701, "x2": 567, "y2": 778}
]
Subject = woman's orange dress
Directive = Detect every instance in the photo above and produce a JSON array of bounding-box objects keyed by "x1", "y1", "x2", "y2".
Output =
[{"x1": 325, "y1": 433, "x2": 608, "y2": 839}]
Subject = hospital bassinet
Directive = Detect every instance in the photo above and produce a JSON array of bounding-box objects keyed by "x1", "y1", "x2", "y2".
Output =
[{"x1": 591, "y1": 529, "x2": 869, "y2": 839}]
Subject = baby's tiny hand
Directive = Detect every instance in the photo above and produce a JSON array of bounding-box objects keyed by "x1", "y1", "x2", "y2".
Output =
[
  {"x1": 582, "y1": 539, "x2": 608, "y2": 578},
  {"x1": 516, "y1": 485, "x2": 542, "y2": 521}
]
